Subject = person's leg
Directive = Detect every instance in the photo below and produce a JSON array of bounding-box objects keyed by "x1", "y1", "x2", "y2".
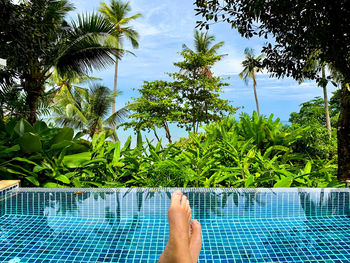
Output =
[{"x1": 158, "y1": 191, "x2": 202, "y2": 263}]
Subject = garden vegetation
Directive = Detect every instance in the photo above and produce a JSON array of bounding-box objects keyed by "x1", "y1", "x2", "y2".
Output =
[{"x1": 0, "y1": 0, "x2": 346, "y2": 187}]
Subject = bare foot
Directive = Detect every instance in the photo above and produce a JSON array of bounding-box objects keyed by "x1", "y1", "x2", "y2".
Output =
[{"x1": 158, "y1": 191, "x2": 202, "y2": 263}]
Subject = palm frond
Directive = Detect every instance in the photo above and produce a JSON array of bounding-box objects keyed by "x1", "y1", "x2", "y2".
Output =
[
  {"x1": 120, "y1": 13, "x2": 142, "y2": 24},
  {"x1": 123, "y1": 27, "x2": 139, "y2": 48},
  {"x1": 98, "y1": 0, "x2": 140, "y2": 54},
  {"x1": 208, "y1": 41, "x2": 225, "y2": 56},
  {"x1": 56, "y1": 13, "x2": 121, "y2": 77},
  {"x1": 105, "y1": 106, "x2": 129, "y2": 126}
]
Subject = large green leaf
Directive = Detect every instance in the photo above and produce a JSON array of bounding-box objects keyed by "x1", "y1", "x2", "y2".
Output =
[
  {"x1": 112, "y1": 141, "x2": 121, "y2": 166},
  {"x1": 33, "y1": 121, "x2": 49, "y2": 136},
  {"x1": 0, "y1": 145, "x2": 20, "y2": 156},
  {"x1": 51, "y1": 127, "x2": 74, "y2": 144},
  {"x1": 25, "y1": 176, "x2": 40, "y2": 186},
  {"x1": 50, "y1": 140, "x2": 72, "y2": 150},
  {"x1": 12, "y1": 157, "x2": 39, "y2": 166},
  {"x1": 14, "y1": 119, "x2": 34, "y2": 137},
  {"x1": 66, "y1": 142, "x2": 90, "y2": 154},
  {"x1": 54, "y1": 174, "x2": 70, "y2": 184},
  {"x1": 17, "y1": 132, "x2": 42, "y2": 153},
  {"x1": 245, "y1": 174, "x2": 255, "y2": 187},
  {"x1": 43, "y1": 182, "x2": 65, "y2": 188},
  {"x1": 274, "y1": 176, "x2": 293, "y2": 187},
  {"x1": 303, "y1": 161, "x2": 312, "y2": 174},
  {"x1": 6, "y1": 168, "x2": 40, "y2": 186},
  {"x1": 62, "y1": 152, "x2": 91, "y2": 168}
]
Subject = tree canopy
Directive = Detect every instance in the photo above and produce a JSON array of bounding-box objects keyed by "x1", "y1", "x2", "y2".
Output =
[
  {"x1": 124, "y1": 31, "x2": 237, "y2": 140},
  {"x1": 0, "y1": 0, "x2": 119, "y2": 124},
  {"x1": 194, "y1": 0, "x2": 350, "y2": 180}
]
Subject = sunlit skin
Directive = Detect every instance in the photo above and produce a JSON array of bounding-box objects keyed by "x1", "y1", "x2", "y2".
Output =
[{"x1": 158, "y1": 191, "x2": 202, "y2": 263}]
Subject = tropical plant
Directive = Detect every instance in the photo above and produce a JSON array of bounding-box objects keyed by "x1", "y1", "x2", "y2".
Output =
[
  {"x1": 298, "y1": 50, "x2": 343, "y2": 137},
  {"x1": 0, "y1": 118, "x2": 131, "y2": 187},
  {"x1": 239, "y1": 48, "x2": 264, "y2": 117},
  {"x1": 289, "y1": 94, "x2": 340, "y2": 128},
  {"x1": 0, "y1": 0, "x2": 120, "y2": 124},
  {"x1": 0, "y1": 82, "x2": 62, "y2": 121},
  {"x1": 125, "y1": 35, "x2": 236, "y2": 136},
  {"x1": 182, "y1": 30, "x2": 226, "y2": 78},
  {"x1": 289, "y1": 92, "x2": 339, "y2": 161},
  {"x1": 98, "y1": 0, "x2": 141, "y2": 132},
  {"x1": 122, "y1": 80, "x2": 182, "y2": 144},
  {"x1": 1, "y1": 114, "x2": 342, "y2": 188},
  {"x1": 170, "y1": 49, "x2": 237, "y2": 133},
  {"x1": 0, "y1": 84, "x2": 27, "y2": 119},
  {"x1": 54, "y1": 84, "x2": 128, "y2": 139}
]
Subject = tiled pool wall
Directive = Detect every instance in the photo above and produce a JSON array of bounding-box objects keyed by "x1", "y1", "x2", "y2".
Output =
[
  {"x1": 2, "y1": 188, "x2": 350, "y2": 220},
  {"x1": 0, "y1": 183, "x2": 20, "y2": 217}
]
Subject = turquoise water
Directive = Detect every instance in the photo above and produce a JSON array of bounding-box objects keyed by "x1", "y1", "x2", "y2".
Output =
[{"x1": 1, "y1": 189, "x2": 350, "y2": 262}]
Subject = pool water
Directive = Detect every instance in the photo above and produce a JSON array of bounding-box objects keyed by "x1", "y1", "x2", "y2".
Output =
[{"x1": 1, "y1": 188, "x2": 350, "y2": 262}]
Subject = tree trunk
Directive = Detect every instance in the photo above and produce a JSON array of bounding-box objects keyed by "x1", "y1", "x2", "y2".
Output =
[
  {"x1": 112, "y1": 58, "x2": 119, "y2": 138},
  {"x1": 162, "y1": 120, "x2": 172, "y2": 144},
  {"x1": 153, "y1": 128, "x2": 160, "y2": 142},
  {"x1": 252, "y1": 69, "x2": 260, "y2": 117},
  {"x1": 25, "y1": 84, "x2": 43, "y2": 125},
  {"x1": 322, "y1": 66, "x2": 332, "y2": 137},
  {"x1": 337, "y1": 82, "x2": 350, "y2": 181}
]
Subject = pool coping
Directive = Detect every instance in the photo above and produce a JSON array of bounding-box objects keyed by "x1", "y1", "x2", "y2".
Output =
[
  {"x1": 0, "y1": 180, "x2": 20, "y2": 190},
  {"x1": 10, "y1": 187, "x2": 350, "y2": 193}
]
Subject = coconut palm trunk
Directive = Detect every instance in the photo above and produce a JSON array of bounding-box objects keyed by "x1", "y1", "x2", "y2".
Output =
[
  {"x1": 321, "y1": 65, "x2": 331, "y2": 137},
  {"x1": 252, "y1": 69, "x2": 260, "y2": 117},
  {"x1": 98, "y1": 0, "x2": 141, "y2": 141},
  {"x1": 26, "y1": 86, "x2": 42, "y2": 124},
  {"x1": 239, "y1": 48, "x2": 264, "y2": 118},
  {"x1": 112, "y1": 58, "x2": 119, "y2": 131}
]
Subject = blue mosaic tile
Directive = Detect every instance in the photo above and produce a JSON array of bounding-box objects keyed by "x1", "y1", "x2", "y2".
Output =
[{"x1": 1, "y1": 189, "x2": 350, "y2": 262}]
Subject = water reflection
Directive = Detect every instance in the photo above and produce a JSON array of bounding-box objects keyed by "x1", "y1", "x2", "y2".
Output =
[
  {"x1": 2, "y1": 189, "x2": 350, "y2": 262},
  {"x1": 298, "y1": 189, "x2": 350, "y2": 217},
  {"x1": 4, "y1": 189, "x2": 350, "y2": 220}
]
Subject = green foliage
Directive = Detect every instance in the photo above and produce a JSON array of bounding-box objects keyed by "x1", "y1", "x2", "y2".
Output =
[
  {"x1": 289, "y1": 92, "x2": 339, "y2": 160},
  {"x1": 170, "y1": 49, "x2": 237, "y2": 133},
  {"x1": 195, "y1": 0, "x2": 350, "y2": 82},
  {"x1": 53, "y1": 84, "x2": 128, "y2": 139},
  {"x1": 125, "y1": 32, "x2": 237, "y2": 139},
  {"x1": 1, "y1": 113, "x2": 342, "y2": 188},
  {"x1": 123, "y1": 80, "x2": 181, "y2": 143},
  {"x1": 194, "y1": 0, "x2": 350, "y2": 181},
  {"x1": 289, "y1": 93, "x2": 340, "y2": 128},
  {"x1": 0, "y1": 0, "x2": 119, "y2": 123},
  {"x1": 0, "y1": 119, "x2": 87, "y2": 186}
]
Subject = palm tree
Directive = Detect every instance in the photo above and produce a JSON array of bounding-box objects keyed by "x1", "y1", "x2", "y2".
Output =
[
  {"x1": 1, "y1": 0, "x2": 121, "y2": 124},
  {"x1": 299, "y1": 50, "x2": 340, "y2": 137},
  {"x1": 54, "y1": 84, "x2": 128, "y2": 139},
  {"x1": 182, "y1": 30, "x2": 226, "y2": 78},
  {"x1": 180, "y1": 30, "x2": 227, "y2": 131},
  {"x1": 239, "y1": 48, "x2": 264, "y2": 117},
  {"x1": 98, "y1": 0, "x2": 141, "y2": 132},
  {"x1": 321, "y1": 65, "x2": 332, "y2": 136}
]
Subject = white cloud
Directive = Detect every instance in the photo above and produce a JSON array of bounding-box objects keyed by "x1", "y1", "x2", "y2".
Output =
[
  {"x1": 213, "y1": 57, "x2": 243, "y2": 76},
  {"x1": 133, "y1": 21, "x2": 162, "y2": 37}
]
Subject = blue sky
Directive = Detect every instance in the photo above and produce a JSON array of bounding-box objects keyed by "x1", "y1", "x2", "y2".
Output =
[{"x1": 70, "y1": 0, "x2": 338, "y2": 143}]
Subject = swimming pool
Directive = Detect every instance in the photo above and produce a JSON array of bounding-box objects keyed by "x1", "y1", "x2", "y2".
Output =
[{"x1": 1, "y1": 188, "x2": 350, "y2": 262}]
